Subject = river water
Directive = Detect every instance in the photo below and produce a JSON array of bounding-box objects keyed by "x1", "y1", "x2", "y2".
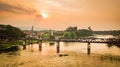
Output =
[
  {"x1": 0, "y1": 35, "x2": 120, "y2": 67},
  {"x1": 25, "y1": 41, "x2": 120, "y2": 56},
  {"x1": 26, "y1": 35, "x2": 120, "y2": 56}
]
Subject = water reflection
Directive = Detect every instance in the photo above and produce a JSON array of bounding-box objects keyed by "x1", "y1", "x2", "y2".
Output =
[
  {"x1": 22, "y1": 41, "x2": 120, "y2": 56},
  {"x1": 60, "y1": 42, "x2": 120, "y2": 56},
  {"x1": 1, "y1": 41, "x2": 120, "y2": 67},
  {"x1": 87, "y1": 42, "x2": 91, "y2": 55},
  {"x1": 1, "y1": 35, "x2": 120, "y2": 67},
  {"x1": 107, "y1": 44, "x2": 120, "y2": 48},
  {"x1": 63, "y1": 42, "x2": 76, "y2": 46},
  {"x1": 22, "y1": 38, "x2": 119, "y2": 55},
  {"x1": 39, "y1": 44, "x2": 42, "y2": 51},
  {"x1": 115, "y1": 45, "x2": 120, "y2": 48},
  {"x1": 38, "y1": 40, "x2": 42, "y2": 51},
  {"x1": 56, "y1": 41, "x2": 60, "y2": 53},
  {"x1": 23, "y1": 45, "x2": 26, "y2": 50}
]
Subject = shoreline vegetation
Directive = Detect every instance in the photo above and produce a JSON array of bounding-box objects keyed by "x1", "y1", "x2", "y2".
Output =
[
  {"x1": 0, "y1": 24, "x2": 120, "y2": 53},
  {"x1": 0, "y1": 25, "x2": 25, "y2": 52},
  {"x1": 0, "y1": 40, "x2": 22, "y2": 53},
  {"x1": 0, "y1": 24, "x2": 120, "y2": 67}
]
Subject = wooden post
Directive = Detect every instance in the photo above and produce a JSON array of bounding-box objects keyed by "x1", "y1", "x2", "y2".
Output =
[
  {"x1": 57, "y1": 40, "x2": 60, "y2": 53},
  {"x1": 39, "y1": 40, "x2": 42, "y2": 51},
  {"x1": 87, "y1": 42, "x2": 91, "y2": 55},
  {"x1": 30, "y1": 39, "x2": 33, "y2": 48},
  {"x1": 23, "y1": 39, "x2": 26, "y2": 50}
]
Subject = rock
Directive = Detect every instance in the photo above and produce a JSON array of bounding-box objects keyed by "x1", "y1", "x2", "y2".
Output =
[{"x1": 59, "y1": 53, "x2": 69, "y2": 57}]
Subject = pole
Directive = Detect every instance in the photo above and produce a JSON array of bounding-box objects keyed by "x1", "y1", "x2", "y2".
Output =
[
  {"x1": 39, "y1": 40, "x2": 42, "y2": 51},
  {"x1": 23, "y1": 39, "x2": 26, "y2": 50},
  {"x1": 87, "y1": 42, "x2": 91, "y2": 55},
  {"x1": 57, "y1": 40, "x2": 60, "y2": 53}
]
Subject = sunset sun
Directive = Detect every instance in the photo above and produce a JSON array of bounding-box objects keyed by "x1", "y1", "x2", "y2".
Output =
[
  {"x1": 41, "y1": 12, "x2": 48, "y2": 18},
  {"x1": 0, "y1": 0, "x2": 120, "y2": 67}
]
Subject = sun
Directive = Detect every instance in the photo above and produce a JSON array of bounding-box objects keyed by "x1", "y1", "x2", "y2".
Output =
[{"x1": 41, "y1": 12, "x2": 48, "y2": 18}]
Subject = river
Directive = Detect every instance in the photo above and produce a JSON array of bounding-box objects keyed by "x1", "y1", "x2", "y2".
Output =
[{"x1": 0, "y1": 35, "x2": 120, "y2": 67}]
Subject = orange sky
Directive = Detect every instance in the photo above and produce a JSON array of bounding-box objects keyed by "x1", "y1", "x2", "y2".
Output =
[{"x1": 0, "y1": 0, "x2": 120, "y2": 30}]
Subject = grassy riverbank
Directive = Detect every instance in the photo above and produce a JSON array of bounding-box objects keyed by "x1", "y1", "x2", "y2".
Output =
[{"x1": 0, "y1": 40, "x2": 22, "y2": 52}]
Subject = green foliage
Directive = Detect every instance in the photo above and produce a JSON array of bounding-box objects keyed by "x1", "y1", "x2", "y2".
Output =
[
  {"x1": 63, "y1": 26, "x2": 93, "y2": 39},
  {"x1": 63, "y1": 32, "x2": 71, "y2": 39},
  {"x1": 70, "y1": 32, "x2": 77, "y2": 39},
  {"x1": 0, "y1": 40, "x2": 22, "y2": 50},
  {"x1": 66, "y1": 26, "x2": 77, "y2": 32},
  {"x1": 41, "y1": 33, "x2": 50, "y2": 39},
  {"x1": 0, "y1": 24, "x2": 25, "y2": 42},
  {"x1": 54, "y1": 31, "x2": 64, "y2": 36},
  {"x1": 94, "y1": 30, "x2": 120, "y2": 36},
  {"x1": 64, "y1": 26, "x2": 78, "y2": 39},
  {"x1": 50, "y1": 35, "x2": 55, "y2": 40},
  {"x1": 77, "y1": 29, "x2": 93, "y2": 38},
  {"x1": 40, "y1": 26, "x2": 93, "y2": 39}
]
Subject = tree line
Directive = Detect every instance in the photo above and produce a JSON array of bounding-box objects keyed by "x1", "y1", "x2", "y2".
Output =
[
  {"x1": 53, "y1": 26, "x2": 93, "y2": 39},
  {"x1": 0, "y1": 24, "x2": 25, "y2": 43},
  {"x1": 94, "y1": 30, "x2": 120, "y2": 36}
]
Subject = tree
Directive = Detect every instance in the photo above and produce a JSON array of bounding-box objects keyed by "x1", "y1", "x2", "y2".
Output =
[
  {"x1": 64, "y1": 26, "x2": 78, "y2": 39},
  {"x1": 70, "y1": 32, "x2": 77, "y2": 39},
  {"x1": 66, "y1": 26, "x2": 77, "y2": 32},
  {"x1": 63, "y1": 32, "x2": 71, "y2": 39},
  {"x1": 88, "y1": 26, "x2": 92, "y2": 31},
  {"x1": 64, "y1": 26, "x2": 93, "y2": 39},
  {"x1": 76, "y1": 29, "x2": 93, "y2": 38},
  {"x1": 0, "y1": 25, "x2": 25, "y2": 43},
  {"x1": 94, "y1": 30, "x2": 120, "y2": 36}
]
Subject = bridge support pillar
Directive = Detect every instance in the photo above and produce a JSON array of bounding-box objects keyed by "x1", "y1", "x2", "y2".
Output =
[
  {"x1": 23, "y1": 39, "x2": 26, "y2": 50},
  {"x1": 29, "y1": 39, "x2": 33, "y2": 48},
  {"x1": 87, "y1": 42, "x2": 91, "y2": 55},
  {"x1": 39, "y1": 40, "x2": 42, "y2": 51},
  {"x1": 57, "y1": 40, "x2": 60, "y2": 53}
]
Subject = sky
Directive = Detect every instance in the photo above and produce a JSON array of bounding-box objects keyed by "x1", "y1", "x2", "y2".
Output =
[{"x1": 0, "y1": 0, "x2": 120, "y2": 30}]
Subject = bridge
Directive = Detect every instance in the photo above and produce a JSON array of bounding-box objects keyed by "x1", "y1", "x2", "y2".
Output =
[
  {"x1": 22, "y1": 38, "x2": 120, "y2": 55},
  {"x1": 56, "y1": 38, "x2": 120, "y2": 44},
  {"x1": 24, "y1": 38, "x2": 120, "y2": 44}
]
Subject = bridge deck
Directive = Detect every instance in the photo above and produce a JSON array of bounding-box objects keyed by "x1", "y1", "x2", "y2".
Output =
[{"x1": 22, "y1": 38, "x2": 120, "y2": 44}]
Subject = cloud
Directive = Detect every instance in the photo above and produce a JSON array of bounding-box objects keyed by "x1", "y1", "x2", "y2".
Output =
[
  {"x1": 0, "y1": 1, "x2": 36, "y2": 14},
  {"x1": 0, "y1": 1, "x2": 43, "y2": 20}
]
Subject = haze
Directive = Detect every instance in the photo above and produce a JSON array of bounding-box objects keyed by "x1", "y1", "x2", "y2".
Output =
[{"x1": 0, "y1": 0, "x2": 120, "y2": 30}]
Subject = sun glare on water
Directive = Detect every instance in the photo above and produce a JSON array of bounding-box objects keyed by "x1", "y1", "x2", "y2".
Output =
[{"x1": 41, "y1": 12, "x2": 48, "y2": 18}]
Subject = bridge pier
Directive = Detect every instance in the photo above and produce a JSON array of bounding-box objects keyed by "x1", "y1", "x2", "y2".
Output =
[
  {"x1": 39, "y1": 40, "x2": 42, "y2": 51},
  {"x1": 57, "y1": 40, "x2": 60, "y2": 53},
  {"x1": 28, "y1": 39, "x2": 33, "y2": 48},
  {"x1": 23, "y1": 39, "x2": 27, "y2": 50},
  {"x1": 29, "y1": 39, "x2": 33, "y2": 44},
  {"x1": 87, "y1": 42, "x2": 91, "y2": 55}
]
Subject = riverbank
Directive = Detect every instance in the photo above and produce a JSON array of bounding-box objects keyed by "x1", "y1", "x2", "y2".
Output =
[
  {"x1": 0, "y1": 40, "x2": 22, "y2": 53},
  {"x1": 0, "y1": 51, "x2": 119, "y2": 67}
]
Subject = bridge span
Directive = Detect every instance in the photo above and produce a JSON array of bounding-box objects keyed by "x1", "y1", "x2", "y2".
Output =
[
  {"x1": 22, "y1": 38, "x2": 120, "y2": 55},
  {"x1": 36, "y1": 38, "x2": 120, "y2": 44},
  {"x1": 21, "y1": 38, "x2": 120, "y2": 44}
]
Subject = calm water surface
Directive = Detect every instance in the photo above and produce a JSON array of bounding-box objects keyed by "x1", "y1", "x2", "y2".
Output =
[
  {"x1": 27, "y1": 41, "x2": 120, "y2": 56},
  {"x1": 0, "y1": 35, "x2": 120, "y2": 67},
  {"x1": 26, "y1": 35, "x2": 120, "y2": 56}
]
